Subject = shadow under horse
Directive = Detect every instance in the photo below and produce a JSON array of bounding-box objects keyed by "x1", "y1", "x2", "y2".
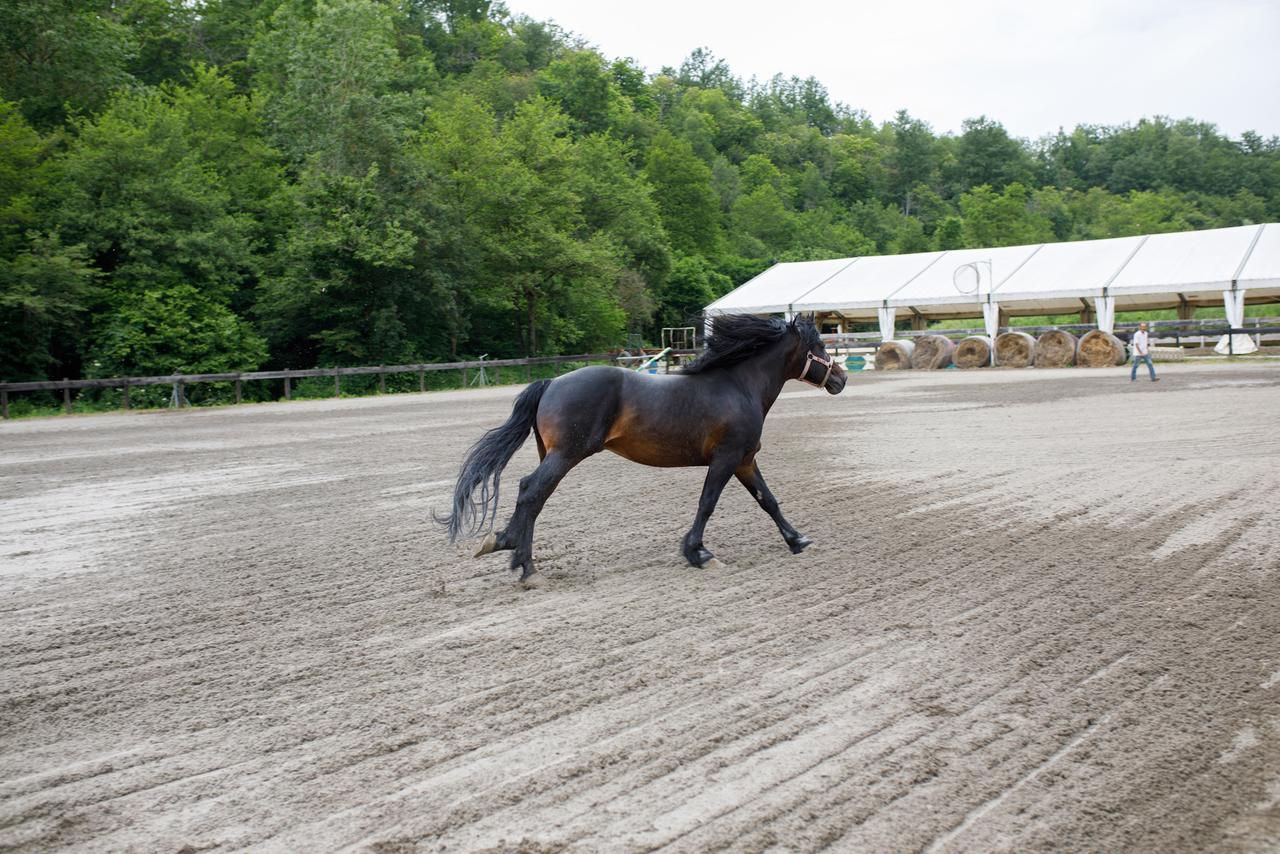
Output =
[{"x1": 436, "y1": 314, "x2": 847, "y2": 586}]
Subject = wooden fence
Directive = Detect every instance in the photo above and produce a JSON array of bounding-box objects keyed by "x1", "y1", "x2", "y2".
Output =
[{"x1": 0, "y1": 351, "x2": 698, "y2": 419}]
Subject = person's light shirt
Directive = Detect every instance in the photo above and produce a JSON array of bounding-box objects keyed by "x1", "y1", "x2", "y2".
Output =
[{"x1": 1132, "y1": 329, "x2": 1149, "y2": 356}]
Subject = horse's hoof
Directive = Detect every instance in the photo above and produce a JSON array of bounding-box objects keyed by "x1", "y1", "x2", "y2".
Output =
[
  {"x1": 789, "y1": 535, "x2": 812, "y2": 555},
  {"x1": 520, "y1": 572, "x2": 545, "y2": 590},
  {"x1": 702, "y1": 557, "x2": 726, "y2": 570},
  {"x1": 474, "y1": 532, "x2": 498, "y2": 557}
]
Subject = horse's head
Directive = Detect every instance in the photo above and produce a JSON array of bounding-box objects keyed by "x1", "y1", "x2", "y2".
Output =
[{"x1": 789, "y1": 315, "x2": 846, "y2": 395}]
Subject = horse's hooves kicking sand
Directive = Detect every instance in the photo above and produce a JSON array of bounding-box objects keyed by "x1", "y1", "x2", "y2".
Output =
[
  {"x1": 519, "y1": 572, "x2": 545, "y2": 590},
  {"x1": 435, "y1": 314, "x2": 847, "y2": 587}
]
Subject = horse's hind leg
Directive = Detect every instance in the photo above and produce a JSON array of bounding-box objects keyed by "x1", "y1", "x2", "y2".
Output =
[
  {"x1": 735, "y1": 462, "x2": 811, "y2": 554},
  {"x1": 504, "y1": 451, "x2": 579, "y2": 584},
  {"x1": 473, "y1": 430, "x2": 551, "y2": 558}
]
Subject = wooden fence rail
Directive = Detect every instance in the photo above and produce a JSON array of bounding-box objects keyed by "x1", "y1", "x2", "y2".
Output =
[{"x1": 0, "y1": 351, "x2": 700, "y2": 419}]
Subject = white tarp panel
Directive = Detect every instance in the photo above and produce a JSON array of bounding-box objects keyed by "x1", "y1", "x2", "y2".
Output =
[
  {"x1": 792, "y1": 251, "x2": 945, "y2": 312},
  {"x1": 704, "y1": 223, "x2": 1279, "y2": 320},
  {"x1": 1094, "y1": 296, "x2": 1116, "y2": 334},
  {"x1": 1108, "y1": 225, "x2": 1262, "y2": 299},
  {"x1": 877, "y1": 306, "x2": 896, "y2": 341},
  {"x1": 1215, "y1": 289, "x2": 1257, "y2": 354},
  {"x1": 1236, "y1": 223, "x2": 1280, "y2": 294},
  {"x1": 982, "y1": 301, "x2": 1000, "y2": 338},
  {"x1": 995, "y1": 234, "x2": 1147, "y2": 304},
  {"x1": 886, "y1": 244, "x2": 1041, "y2": 307},
  {"x1": 705, "y1": 257, "x2": 854, "y2": 315}
]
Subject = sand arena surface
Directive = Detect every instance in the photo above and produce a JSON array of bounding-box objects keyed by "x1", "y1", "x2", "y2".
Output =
[{"x1": 2, "y1": 363, "x2": 1279, "y2": 851}]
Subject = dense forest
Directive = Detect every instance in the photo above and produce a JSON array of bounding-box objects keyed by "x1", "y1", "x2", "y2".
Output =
[{"x1": 3, "y1": 0, "x2": 1279, "y2": 384}]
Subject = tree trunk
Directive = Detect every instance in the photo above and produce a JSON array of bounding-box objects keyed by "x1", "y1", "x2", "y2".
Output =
[{"x1": 526, "y1": 290, "x2": 537, "y2": 356}]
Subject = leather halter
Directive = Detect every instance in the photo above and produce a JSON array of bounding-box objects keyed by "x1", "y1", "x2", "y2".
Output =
[{"x1": 798, "y1": 351, "x2": 835, "y2": 389}]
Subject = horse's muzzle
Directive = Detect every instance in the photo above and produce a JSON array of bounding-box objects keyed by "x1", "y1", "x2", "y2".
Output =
[
  {"x1": 799, "y1": 352, "x2": 847, "y2": 394},
  {"x1": 824, "y1": 364, "x2": 847, "y2": 394}
]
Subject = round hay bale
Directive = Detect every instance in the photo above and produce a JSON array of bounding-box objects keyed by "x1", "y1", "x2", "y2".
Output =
[
  {"x1": 1150, "y1": 346, "x2": 1186, "y2": 362},
  {"x1": 953, "y1": 336, "x2": 992, "y2": 369},
  {"x1": 909, "y1": 334, "x2": 956, "y2": 370},
  {"x1": 1077, "y1": 330, "x2": 1127, "y2": 367},
  {"x1": 994, "y1": 331, "x2": 1036, "y2": 368},
  {"x1": 874, "y1": 340, "x2": 914, "y2": 371},
  {"x1": 1034, "y1": 330, "x2": 1078, "y2": 368}
]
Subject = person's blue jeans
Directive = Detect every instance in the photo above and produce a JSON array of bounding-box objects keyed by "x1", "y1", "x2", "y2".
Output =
[{"x1": 1131, "y1": 353, "x2": 1156, "y2": 380}]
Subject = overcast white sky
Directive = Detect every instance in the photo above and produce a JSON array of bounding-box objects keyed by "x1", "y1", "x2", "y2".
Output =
[{"x1": 507, "y1": 0, "x2": 1280, "y2": 140}]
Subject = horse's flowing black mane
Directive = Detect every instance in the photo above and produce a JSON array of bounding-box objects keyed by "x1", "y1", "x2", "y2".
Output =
[{"x1": 681, "y1": 314, "x2": 821, "y2": 374}]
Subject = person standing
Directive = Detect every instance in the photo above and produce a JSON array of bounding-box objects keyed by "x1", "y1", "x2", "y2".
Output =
[{"x1": 1130, "y1": 322, "x2": 1159, "y2": 382}]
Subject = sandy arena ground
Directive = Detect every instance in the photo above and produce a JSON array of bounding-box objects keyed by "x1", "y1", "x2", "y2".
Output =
[{"x1": 2, "y1": 362, "x2": 1279, "y2": 852}]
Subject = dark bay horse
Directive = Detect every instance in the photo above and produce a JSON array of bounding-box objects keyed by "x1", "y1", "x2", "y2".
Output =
[{"x1": 436, "y1": 314, "x2": 847, "y2": 586}]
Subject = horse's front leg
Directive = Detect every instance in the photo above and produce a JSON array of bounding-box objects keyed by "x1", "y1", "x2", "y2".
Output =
[
  {"x1": 735, "y1": 462, "x2": 811, "y2": 554},
  {"x1": 682, "y1": 458, "x2": 738, "y2": 568}
]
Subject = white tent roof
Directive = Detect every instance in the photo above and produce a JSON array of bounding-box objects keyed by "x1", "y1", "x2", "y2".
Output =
[
  {"x1": 886, "y1": 243, "x2": 1041, "y2": 307},
  {"x1": 789, "y1": 251, "x2": 944, "y2": 313},
  {"x1": 1239, "y1": 222, "x2": 1280, "y2": 290},
  {"x1": 705, "y1": 257, "x2": 854, "y2": 314},
  {"x1": 1107, "y1": 225, "x2": 1263, "y2": 300},
  {"x1": 705, "y1": 223, "x2": 1280, "y2": 319},
  {"x1": 993, "y1": 235, "x2": 1147, "y2": 314}
]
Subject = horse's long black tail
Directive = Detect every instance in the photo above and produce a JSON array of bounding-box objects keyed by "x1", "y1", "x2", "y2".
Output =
[{"x1": 435, "y1": 379, "x2": 552, "y2": 543}]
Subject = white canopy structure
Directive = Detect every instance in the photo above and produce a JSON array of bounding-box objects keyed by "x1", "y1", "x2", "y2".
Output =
[{"x1": 705, "y1": 224, "x2": 1280, "y2": 345}]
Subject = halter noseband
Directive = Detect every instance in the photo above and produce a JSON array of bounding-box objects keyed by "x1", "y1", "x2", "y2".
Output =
[{"x1": 798, "y1": 351, "x2": 835, "y2": 389}]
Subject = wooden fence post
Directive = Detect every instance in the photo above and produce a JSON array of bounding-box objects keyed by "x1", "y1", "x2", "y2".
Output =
[
  {"x1": 494, "y1": 366, "x2": 501, "y2": 385},
  {"x1": 418, "y1": 369, "x2": 425, "y2": 392},
  {"x1": 234, "y1": 377, "x2": 242, "y2": 405},
  {"x1": 284, "y1": 376, "x2": 291, "y2": 401},
  {"x1": 525, "y1": 363, "x2": 532, "y2": 382},
  {"x1": 462, "y1": 367, "x2": 468, "y2": 387},
  {"x1": 1, "y1": 390, "x2": 8, "y2": 419},
  {"x1": 379, "y1": 368, "x2": 386, "y2": 394},
  {"x1": 122, "y1": 383, "x2": 130, "y2": 411},
  {"x1": 334, "y1": 369, "x2": 341, "y2": 397},
  {"x1": 63, "y1": 380, "x2": 72, "y2": 415}
]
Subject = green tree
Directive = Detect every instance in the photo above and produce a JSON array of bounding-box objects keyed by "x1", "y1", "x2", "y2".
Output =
[
  {"x1": 536, "y1": 50, "x2": 631, "y2": 136},
  {"x1": 257, "y1": 164, "x2": 424, "y2": 367},
  {"x1": 731, "y1": 185, "x2": 795, "y2": 255},
  {"x1": 117, "y1": 0, "x2": 197, "y2": 86},
  {"x1": 959, "y1": 182, "x2": 1055, "y2": 247},
  {"x1": 886, "y1": 110, "x2": 938, "y2": 215},
  {"x1": 645, "y1": 130, "x2": 721, "y2": 256},
  {"x1": 0, "y1": 0, "x2": 136, "y2": 128},
  {"x1": 657, "y1": 255, "x2": 730, "y2": 328},
  {"x1": 948, "y1": 116, "x2": 1033, "y2": 193},
  {"x1": 53, "y1": 87, "x2": 266, "y2": 376},
  {"x1": 249, "y1": 0, "x2": 431, "y2": 174}
]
